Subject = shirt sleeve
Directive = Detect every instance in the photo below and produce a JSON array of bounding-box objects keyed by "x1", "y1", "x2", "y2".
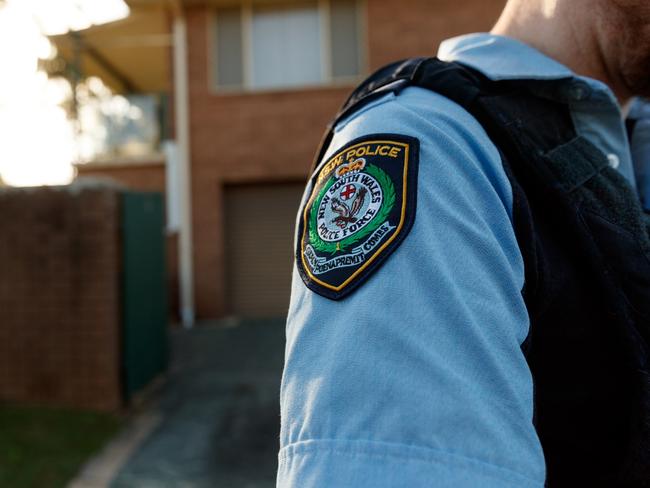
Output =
[{"x1": 278, "y1": 87, "x2": 546, "y2": 487}]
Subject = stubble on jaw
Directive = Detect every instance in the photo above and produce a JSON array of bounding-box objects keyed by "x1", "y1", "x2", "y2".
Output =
[{"x1": 600, "y1": 0, "x2": 650, "y2": 98}]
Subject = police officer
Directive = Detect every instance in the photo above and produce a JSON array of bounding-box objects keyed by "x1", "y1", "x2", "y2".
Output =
[{"x1": 278, "y1": 0, "x2": 650, "y2": 486}]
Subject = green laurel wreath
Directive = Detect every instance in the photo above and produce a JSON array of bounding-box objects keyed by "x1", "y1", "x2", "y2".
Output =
[{"x1": 308, "y1": 165, "x2": 396, "y2": 255}]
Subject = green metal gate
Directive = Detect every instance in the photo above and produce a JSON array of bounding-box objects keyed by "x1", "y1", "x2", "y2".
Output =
[{"x1": 121, "y1": 191, "x2": 168, "y2": 401}]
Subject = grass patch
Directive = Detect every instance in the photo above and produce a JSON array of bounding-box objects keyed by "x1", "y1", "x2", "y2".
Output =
[{"x1": 0, "y1": 405, "x2": 122, "y2": 488}]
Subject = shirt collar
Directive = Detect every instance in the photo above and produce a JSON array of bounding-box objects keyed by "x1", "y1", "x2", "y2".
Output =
[
  {"x1": 438, "y1": 33, "x2": 574, "y2": 81},
  {"x1": 629, "y1": 98, "x2": 650, "y2": 120},
  {"x1": 438, "y1": 32, "x2": 621, "y2": 107},
  {"x1": 438, "y1": 33, "x2": 639, "y2": 194}
]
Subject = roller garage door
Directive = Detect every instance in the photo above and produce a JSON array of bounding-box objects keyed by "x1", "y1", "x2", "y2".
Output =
[{"x1": 224, "y1": 182, "x2": 305, "y2": 317}]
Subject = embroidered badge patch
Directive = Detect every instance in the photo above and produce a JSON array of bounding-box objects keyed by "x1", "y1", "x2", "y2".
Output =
[{"x1": 297, "y1": 134, "x2": 419, "y2": 300}]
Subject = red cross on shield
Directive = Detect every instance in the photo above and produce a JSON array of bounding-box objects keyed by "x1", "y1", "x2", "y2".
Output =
[{"x1": 340, "y1": 184, "x2": 357, "y2": 201}]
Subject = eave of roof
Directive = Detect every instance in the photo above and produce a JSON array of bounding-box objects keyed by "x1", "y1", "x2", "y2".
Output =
[{"x1": 50, "y1": 5, "x2": 171, "y2": 94}]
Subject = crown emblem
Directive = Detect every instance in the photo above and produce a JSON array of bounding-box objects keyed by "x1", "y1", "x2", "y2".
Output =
[{"x1": 336, "y1": 158, "x2": 366, "y2": 178}]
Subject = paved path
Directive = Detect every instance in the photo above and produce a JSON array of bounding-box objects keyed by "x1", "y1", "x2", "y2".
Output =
[{"x1": 111, "y1": 319, "x2": 286, "y2": 488}]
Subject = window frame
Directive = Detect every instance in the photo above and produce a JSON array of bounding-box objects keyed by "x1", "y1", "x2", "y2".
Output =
[{"x1": 208, "y1": 0, "x2": 368, "y2": 94}]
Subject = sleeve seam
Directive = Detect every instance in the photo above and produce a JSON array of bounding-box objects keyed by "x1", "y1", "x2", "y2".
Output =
[{"x1": 279, "y1": 439, "x2": 544, "y2": 485}]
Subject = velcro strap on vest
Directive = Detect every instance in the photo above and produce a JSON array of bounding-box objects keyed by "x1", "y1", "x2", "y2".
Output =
[{"x1": 544, "y1": 137, "x2": 609, "y2": 193}]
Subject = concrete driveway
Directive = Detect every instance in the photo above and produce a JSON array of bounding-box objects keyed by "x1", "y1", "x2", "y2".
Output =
[{"x1": 99, "y1": 318, "x2": 285, "y2": 488}]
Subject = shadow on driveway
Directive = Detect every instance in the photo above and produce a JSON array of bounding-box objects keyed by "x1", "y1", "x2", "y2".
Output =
[{"x1": 112, "y1": 318, "x2": 286, "y2": 488}]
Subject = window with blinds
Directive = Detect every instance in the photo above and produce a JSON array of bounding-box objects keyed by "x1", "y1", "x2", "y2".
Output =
[{"x1": 212, "y1": 0, "x2": 364, "y2": 90}]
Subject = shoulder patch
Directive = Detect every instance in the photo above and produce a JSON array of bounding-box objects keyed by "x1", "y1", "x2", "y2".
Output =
[{"x1": 296, "y1": 134, "x2": 419, "y2": 300}]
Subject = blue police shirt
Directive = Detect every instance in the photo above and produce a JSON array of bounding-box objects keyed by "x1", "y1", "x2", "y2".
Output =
[{"x1": 278, "y1": 33, "x2": 640, "y2": 487}]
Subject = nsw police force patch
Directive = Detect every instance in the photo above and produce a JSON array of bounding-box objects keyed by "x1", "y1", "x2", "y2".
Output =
[{"x1": 297, "y1": 134, "x2": 419, "y2": 300}]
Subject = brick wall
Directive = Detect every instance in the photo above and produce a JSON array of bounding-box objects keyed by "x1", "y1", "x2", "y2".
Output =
[
  {"x1": 75, "y1": 161, "x2": 166, "y2": 193},
  {"x1": 184, "y1": 0, "x2": 506, "y2": 318},
  {"x1": 367, "y1": 0, "x2": 507, "y2": 68},
  {"x1": 76, "y1": 161, "x2": 180, "y2": 322},
  {"x1": 0, "y1": 185, "x2": 123, "y2": 411}
]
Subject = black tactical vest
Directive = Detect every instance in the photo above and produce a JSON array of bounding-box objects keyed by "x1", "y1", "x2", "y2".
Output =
[{"x1": 313, "y1": 58, "x2": 650, "y2": 486}]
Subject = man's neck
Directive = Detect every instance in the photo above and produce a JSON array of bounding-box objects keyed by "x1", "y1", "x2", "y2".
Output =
[{"x1": 491, "y1": 0, "x2": 631, "y2": 104}]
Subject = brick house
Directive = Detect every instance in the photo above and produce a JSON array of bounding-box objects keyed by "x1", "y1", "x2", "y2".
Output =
[{"x1": 71, "y1": 0, "x2": 506, "y2": 322}]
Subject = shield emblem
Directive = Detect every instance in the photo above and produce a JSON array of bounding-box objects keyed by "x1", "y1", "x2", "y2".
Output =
[{"x1": 296, "y1": 134, "x2": 419, "y2": 300}]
